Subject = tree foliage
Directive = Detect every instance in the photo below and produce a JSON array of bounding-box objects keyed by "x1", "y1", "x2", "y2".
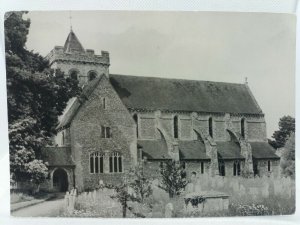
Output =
[
  {"x1": 129, "y1": 164, "x2": 152, "y2": 203},
  {"x1": 110, "y1": 179, "x2": 145, "y2": 218},
  {"x1": 158, "y1": 160, "x2": 188, "y2": 198},
  {"x1": 5, "y1": 12, "x2": 81, "y2": 183},
  {"x1": 280, "y1": 132, "x2": 295, "y2": 178},
  {"x1": 269, "y1": 116, "x2": 295, "y2": 149}
]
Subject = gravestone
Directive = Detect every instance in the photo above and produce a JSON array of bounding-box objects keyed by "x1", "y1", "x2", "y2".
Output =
[{"x1": 165, "y1": 203, "x2": 174, "y2": 218}]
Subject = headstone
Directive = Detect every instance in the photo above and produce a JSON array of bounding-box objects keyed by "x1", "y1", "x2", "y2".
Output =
[
  {"x1": 165, "y1": 203, "x2": 174, "y2": 218},
  {"x1": 186, "y1": 183, "x2": 194, "y2": 193}
]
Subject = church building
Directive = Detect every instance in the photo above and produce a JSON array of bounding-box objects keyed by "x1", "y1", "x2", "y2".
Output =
[{"x1": 41, "y1": 30, "x2": 280, "y2": 192}]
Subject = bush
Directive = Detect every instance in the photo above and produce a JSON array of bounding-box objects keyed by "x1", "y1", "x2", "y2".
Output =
[{"x1": 10, "y1": 191, "x2": 34, "y2": 204}]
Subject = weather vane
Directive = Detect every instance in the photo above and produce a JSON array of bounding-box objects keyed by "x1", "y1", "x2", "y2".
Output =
[{"x1": 69, "y1": 11, "x2": 73, "y2": 31}]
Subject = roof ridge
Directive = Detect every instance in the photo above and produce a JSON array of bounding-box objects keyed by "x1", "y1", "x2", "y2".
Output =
[{"x1": 110, "y1": 73, "x2": 245, "y2": 86}]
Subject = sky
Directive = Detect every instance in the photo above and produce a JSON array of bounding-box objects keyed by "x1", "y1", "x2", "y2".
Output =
[{"x1": 24, "y1": 11, "x2": 295, "y2": 138}]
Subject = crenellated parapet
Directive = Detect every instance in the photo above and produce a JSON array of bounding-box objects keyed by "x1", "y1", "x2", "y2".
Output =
[{"x1": 46, "y1": 46, "x2": 110, "y2": 67}]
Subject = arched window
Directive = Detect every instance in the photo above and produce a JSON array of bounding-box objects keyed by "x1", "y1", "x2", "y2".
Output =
[
  {"x1": 101, "y1": 126, "x2": 111, "y2": 138},
  {"x1": 201, "y1": 162, "x2": 204, "y2": 174},
  {"x1": 253, "y1": 161, "x2": 259, "y2": 176},
  {"x1": 267, "y1": 160, "x2": 271, "y2": 172},
  {"x1": 69, "y1": 70, "x2": 79, "y2": 80},
  {"x1": 88, "y1": 71, "x2": 97, "y2": 81},
  {"x1": 133, "y1": 114, "x2": 138, "y2": 138},
  {"x1": 109, "y1": 152, "x2": 122, "y2": 173},
  {"x1": 233, "y1": 161, "x2": 241, "y2": 176},
  {"x1": 174, "y1": 116, "x2": 179, "y2": 139},
  {"x1": 208, "y1": 117, "x2": 213, "y2": 138},
  {"x1": 102, "y1": 98, "x2": 106, "y2": 109},
  {"x1": 218, "y1": 160, "x2": 225, "y2": 176},
  {"x1": 241, "y1": 118, "x2": 245, "y2": 138},
  {"x1": 90, "y1": 152, "x2": 104, "y2": 174}
]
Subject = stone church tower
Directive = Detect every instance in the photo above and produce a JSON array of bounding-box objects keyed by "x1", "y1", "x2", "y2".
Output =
[{"x1": 46, "y1": 29, "x2": 110, "y2": 86}]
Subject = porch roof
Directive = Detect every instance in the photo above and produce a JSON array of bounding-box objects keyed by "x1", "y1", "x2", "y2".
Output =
[{"x1": 41, "y1": 146, "x2": 75, "y2": 166}]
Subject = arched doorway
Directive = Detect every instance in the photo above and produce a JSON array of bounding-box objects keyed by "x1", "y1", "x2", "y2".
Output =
[{"x1": 53, "y1": 168, "x2": 69, "y2": 192}]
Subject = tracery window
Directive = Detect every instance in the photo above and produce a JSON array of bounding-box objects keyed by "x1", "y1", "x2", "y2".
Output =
[
  {"x1": 109, "y1": 152, "x2": 122, "y2": 173},
  {"x1": 90, "y1": 152, "x2": 104, "y2": 174}
]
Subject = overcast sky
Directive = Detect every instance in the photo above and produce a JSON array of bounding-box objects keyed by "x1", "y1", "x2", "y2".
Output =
[{"x1": 24, "y1": 11, "x2": 295, "y2": 138}]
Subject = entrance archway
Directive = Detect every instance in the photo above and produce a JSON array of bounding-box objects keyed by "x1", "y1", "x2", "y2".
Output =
[{"x1": 53, "y1": 168, "x2": 69, "y2": 192}]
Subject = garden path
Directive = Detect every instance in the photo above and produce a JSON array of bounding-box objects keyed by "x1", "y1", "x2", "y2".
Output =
[{"x1": 11, "y1": 194, "x2": 65, "y2": 217}]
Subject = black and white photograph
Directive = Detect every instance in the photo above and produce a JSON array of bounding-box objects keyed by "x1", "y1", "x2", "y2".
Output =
[{"x1": 4, "y1": 10, "x2": 295, "y2": 218}]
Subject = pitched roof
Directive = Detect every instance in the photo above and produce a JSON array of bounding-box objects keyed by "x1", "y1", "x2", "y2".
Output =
[
  {"x1": 110, "y1": 74, "x2": 263, "y2": 114},
  {"x1": 179, "y1": 140, "x2": 210, "y2": 160},
  {"x1": 41, "y1": 147, "x2": 75, "y2": 166},
  {"x1": 63, "y1": 30, "x2": 85, "y2": 53},
  {"x1": 57, "y1": 76, "x2": 104, "y2": 129},
  {"x1": 216, "y1": 142, "x2": 244, "y2": 160},
  {"x1": 57, "y1": 74, "x2": 263, "y2": 130},
  {"x1": 138, "y1": 140, "x2": 171, "y2": 160},
  {"x1": 250, "y1": 142, "x2": 280, "y2": 159}
]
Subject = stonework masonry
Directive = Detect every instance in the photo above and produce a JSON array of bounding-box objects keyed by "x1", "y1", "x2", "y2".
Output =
[{"x1": 41, "y1": 30, "x2": 280, "y2": 192}]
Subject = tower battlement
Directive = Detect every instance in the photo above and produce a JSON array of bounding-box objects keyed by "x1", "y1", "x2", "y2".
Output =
[
  {"x1": 46, "y1": 46, "x2": 110, "y2": 66},
  {"x1": 46, "y1": 30, "x2": 110, "y2": 86}
]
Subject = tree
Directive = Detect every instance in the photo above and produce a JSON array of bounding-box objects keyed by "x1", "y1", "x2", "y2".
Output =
[
  {"x1": 110, "y1": 179, "x2": 145, "y2": 218},
  {"x1": 269, "y1": 116, "x2": 295, "y2": 149},
  {"x1": 5, "y1": 12, "x2": 81, "y2": 185},
  {"x1": 129, "y1": 164, "x2": 152, "y2": 203},
  {"x1": 280, "y1": 132, "x2": 295, "y2": 178},
  {"x1": 158, "y1": 160, "x2": 188, "y2": 198},
  {"x1": 25, "y1": 160, "x2": 48, "y2": 193}
]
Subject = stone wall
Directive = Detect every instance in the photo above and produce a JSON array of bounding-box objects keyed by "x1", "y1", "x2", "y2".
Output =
[
  {"x1": 184, "y1": 161, "x2": 210, "y2": 178},
  {"x1": 70, "y1": 75, "x2": 137, "y2": 191},
  {"x1": 219, "y1": 160, "x2": 245, "y2": 177},
  {"x1": 48, "y1": 47, "x2": 110, "y2": 87},
  {"x1": 143, "y1": 161, "x2": 163, "y2": 179},
  {"x1": 52, "y1": 61, "x2": 109, "y2": 86},
  {"x1": 134, "y1": 111, "x2": 266, "y2": 143},
  {"x1": 254, "y1": 159, "x2": 280, "y2": 177}
]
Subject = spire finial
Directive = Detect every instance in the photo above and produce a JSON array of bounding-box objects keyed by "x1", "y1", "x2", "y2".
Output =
[
  {"x1": 244, "y1": 77, "x2": 248, "y2": 85},
  {"x1": 69, "y1": 11, "x2": 73, "y2": 31}
]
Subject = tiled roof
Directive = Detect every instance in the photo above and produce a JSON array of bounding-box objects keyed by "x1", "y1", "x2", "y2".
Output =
[
  {"x1": 57, "y1": 75, "x2": 104, "y2": 129},
  {"x1": 138, "y1": 140, "x2": 171, "y2": 160},
  {"x1": 250, "y1": 142, "x2": 280, "y2": 159},
  {"x1": 57, "y1": 74, "x2": 263, "y2": 130},
  {"x1": 63, "y1": 30, "x2": 85, "y2": 53},
  {"x1": 41, "y1": 146, "x2": 75, "y2": 166},
  {"x1": 216, "y1": 141, "x2": 244, "y2": 160},
  {"x1": 179, "y1": 140, "x2": 210, "y2": 160},
  {"x1": 110, "y1": 74, "x2": 263, "y2": 114}
]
